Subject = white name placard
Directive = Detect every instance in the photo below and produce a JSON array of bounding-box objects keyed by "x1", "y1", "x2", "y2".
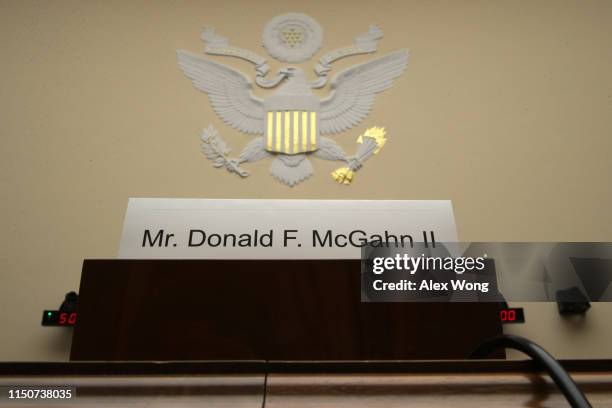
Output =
[{"x1": 118, "y1": 198, "x2": 458, "y2": 259}]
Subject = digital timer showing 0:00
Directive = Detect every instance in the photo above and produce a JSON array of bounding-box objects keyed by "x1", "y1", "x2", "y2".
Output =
[
  {"x1": 500, "y1": 308, "x2": 525, "y2": 324},
  {"x1": 41, "y1": 311, "x2": 77, "y2": 326}
]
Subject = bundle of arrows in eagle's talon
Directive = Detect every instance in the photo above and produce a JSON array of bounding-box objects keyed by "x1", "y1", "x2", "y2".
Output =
[{"x1": 331, "y1": 127, "x2": 387, "y2": 185}]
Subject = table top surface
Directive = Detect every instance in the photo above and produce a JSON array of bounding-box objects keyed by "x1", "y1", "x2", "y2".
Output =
[{"x1": 1, "y1": 360, "x2": 611, "y2": 408}]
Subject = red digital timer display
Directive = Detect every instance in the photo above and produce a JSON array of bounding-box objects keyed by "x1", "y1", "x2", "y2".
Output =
[
  {"x1": 41, "y1": 310, "x2": 77, "y2": 327},
  {"x1": 500, "y1": 308, "x2": 525, "y2": 324}
]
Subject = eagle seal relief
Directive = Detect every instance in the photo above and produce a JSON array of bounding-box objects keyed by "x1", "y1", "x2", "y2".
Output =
[{"x1": 177, "y1": 13, "x2": 409, "y2": 186}]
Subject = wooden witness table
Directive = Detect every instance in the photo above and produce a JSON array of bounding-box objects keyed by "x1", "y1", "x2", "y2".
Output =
[{"x1": 0, "y1": 360, "x2": 611, "y2": 407}]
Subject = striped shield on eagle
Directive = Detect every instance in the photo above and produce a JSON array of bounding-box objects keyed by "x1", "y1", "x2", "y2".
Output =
[{"x1": 264, "y1": 75, "x2": 320, "y2": 154}]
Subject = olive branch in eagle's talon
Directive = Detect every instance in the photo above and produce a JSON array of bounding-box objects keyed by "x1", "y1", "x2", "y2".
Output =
[{"x1": 200, "y1": 125, "x2": 249, "y2": 177}]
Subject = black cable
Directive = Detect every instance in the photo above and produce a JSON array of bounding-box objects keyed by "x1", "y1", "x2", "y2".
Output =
[
  {"x1": 470, "y1": 334, "x2": 592, "y2": 408},
  {"x1": 261, "y1": 363, "x2": 269, "y2": 408}
]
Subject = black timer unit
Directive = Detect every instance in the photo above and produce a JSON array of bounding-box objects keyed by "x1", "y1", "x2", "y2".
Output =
[
  {"x1": 42, "y1": 310, "x2": 77, "y2": 327},
  {"x1": 41, "y1": 291, "x2": 79, "y2": 327}
]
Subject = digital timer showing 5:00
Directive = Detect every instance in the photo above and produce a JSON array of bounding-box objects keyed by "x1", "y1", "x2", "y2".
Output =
[{"x1": 41, "y1": 310, "x2": 77, "y2": 327}]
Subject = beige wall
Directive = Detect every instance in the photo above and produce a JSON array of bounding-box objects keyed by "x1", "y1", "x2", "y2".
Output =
[{"x1": 1, "y1": 0, "x2": 611, "y2": 361}]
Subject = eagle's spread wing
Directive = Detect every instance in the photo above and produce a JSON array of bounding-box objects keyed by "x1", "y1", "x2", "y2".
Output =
[
  {"x1": 319, "y1": 50, "x2": 409, "y2": 135},
  {"x1": 177, "y1": 50, "x2": 265, "y2": 135}
]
